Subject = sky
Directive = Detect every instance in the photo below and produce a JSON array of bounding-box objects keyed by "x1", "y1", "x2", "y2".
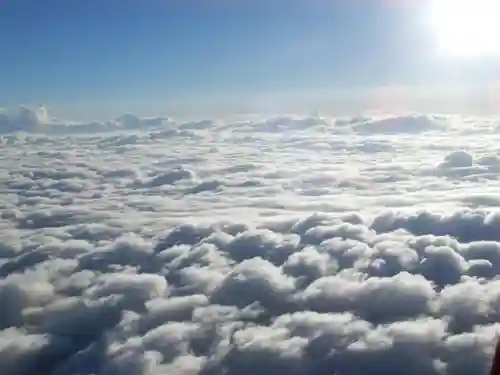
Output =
[{"x1": 1, "y1": 0, "x2": 500, "y2": 119}]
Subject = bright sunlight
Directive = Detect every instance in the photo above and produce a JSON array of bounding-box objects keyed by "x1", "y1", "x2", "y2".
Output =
[{"x1": 428, "y1": 0, "x2": 500, "y2": 58}]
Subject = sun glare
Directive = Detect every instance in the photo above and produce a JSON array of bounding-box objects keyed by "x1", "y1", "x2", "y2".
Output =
[{"x1": 428, "y1": 0, "x2": 500, "y2": 58}]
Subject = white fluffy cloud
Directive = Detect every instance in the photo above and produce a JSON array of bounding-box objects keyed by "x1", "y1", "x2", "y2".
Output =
[
  {"x1": 2, "y1": 107, "x2": 500, "y2": 375},
  {"x1": 0, "y1": 106, "x2": 172, "y2": 135},
  {"x1": 0, "y1": 106, "x2": 51, "y2": 133}
]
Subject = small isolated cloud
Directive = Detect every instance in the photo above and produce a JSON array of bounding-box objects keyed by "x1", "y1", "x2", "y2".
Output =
[{"x1": 3, "y1": 108, "x2": 500, "y2": 375}]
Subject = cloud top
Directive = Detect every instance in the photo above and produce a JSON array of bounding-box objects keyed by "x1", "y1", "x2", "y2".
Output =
[{"x1": 1, "y1": 107, "x2": 500, "y2": 375}]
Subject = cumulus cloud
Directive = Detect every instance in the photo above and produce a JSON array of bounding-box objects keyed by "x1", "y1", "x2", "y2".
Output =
[
  {"x1": 0, "y1": 106, "x2": 173, "y2": 135},
  {"x1": 4, "y1": 109, "x2": 500, "y2": 375},
  {"x1": 0, "y1": 106, "x2": 459, "y2": 138},
  {"x1": 433, "y1": 150, "x2": 500, "y2": 180},
  {"x1": 0, "y1": 106, "x2": 52, "y2": 133},
  {"x1": 352, "y1": 114, "x2": 447, "y2": 134}
]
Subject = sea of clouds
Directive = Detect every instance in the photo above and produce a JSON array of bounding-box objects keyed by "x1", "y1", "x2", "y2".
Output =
[{"x1": 2, "y1": 105, "x2": 500, "y2": 375}]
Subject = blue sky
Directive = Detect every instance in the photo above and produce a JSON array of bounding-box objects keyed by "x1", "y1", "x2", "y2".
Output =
[{"x1": 1, "y1": 0, "x2": 499, "y2": 119}]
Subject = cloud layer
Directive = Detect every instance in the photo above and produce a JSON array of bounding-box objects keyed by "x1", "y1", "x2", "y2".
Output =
[
  {"x1": 0, "y1": 106, "x2": 172, "y2": 135},
  {"x1": 2, "y1": 107, "x2": 500, "y2": 375}
]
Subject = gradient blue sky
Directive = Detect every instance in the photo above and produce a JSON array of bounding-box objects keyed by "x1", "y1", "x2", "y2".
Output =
[{"x1": 1, "y1": 0, "x2": 499, "y2": 119}]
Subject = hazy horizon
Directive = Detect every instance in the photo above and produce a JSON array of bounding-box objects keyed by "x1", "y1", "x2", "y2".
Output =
[{"x1": 2, "y1": 0, "x2": 500, "y2": 120}]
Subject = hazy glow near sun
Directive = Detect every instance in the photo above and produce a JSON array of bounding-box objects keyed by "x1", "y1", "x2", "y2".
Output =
[{"x1": 429, "y1": 0, "x2": 500, "y2": 58}]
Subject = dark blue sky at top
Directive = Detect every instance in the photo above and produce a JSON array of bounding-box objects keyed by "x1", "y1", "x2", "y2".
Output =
[{"x1": 1, "y1": 0, "x2": 498, "y2": 119}]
